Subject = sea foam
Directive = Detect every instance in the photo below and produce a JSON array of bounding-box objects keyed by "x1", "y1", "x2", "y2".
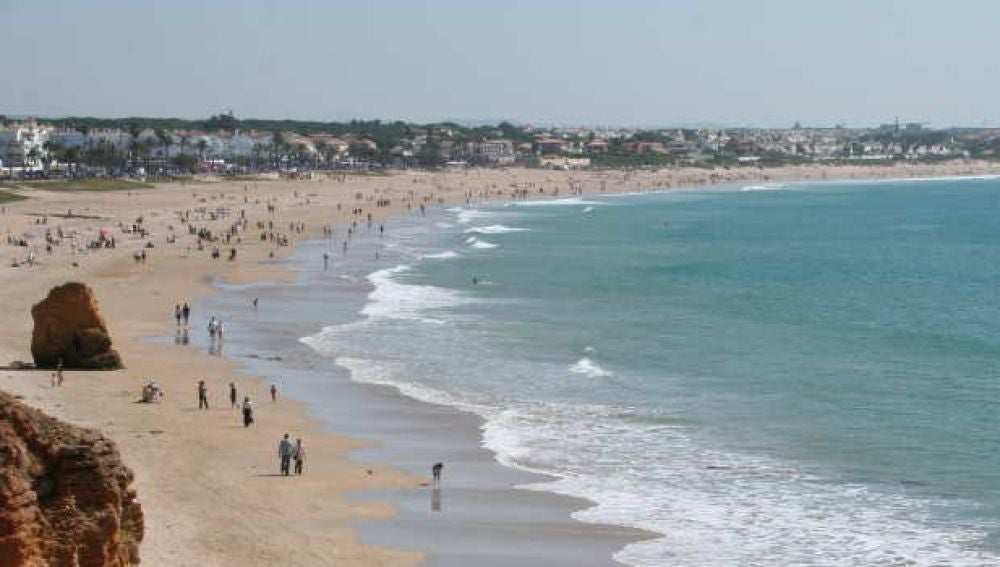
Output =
[
  {"x1": 568, "y1": 356, "x2": 614, "y2": 378},
  {"x1": 452, "y1": 208, "x2": 498, "y2": 224},
  {"x1": 334, "y1": 356, "x2": 485, "y2": 411},
  {"x1": 463, "y1": 225, "x2": 530, "y2": 235},
  {"x1": 421, "y1": 250, "x2": 460, "y2": 260},
  {"x1": 467, "y1": 237, "x2": 498, "y2": 249},
  {"x1": 507, "y1": 197, "x2": 608, "y2": 207},
  {"x1": 477, "y1": 401, "x2": 998, "y2": 567},
  {"x1": 358, "y1": 265, "x2": 466, "y2": 322},
  {"x1": 741, "y1": 183, "x2": 789, "y2": 192}
]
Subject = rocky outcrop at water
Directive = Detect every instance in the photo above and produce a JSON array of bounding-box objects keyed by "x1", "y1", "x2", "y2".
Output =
[
  {"x1": 30, "y1": 283, "x2": 123, "y2": 370},
  {"x1": 0, "y1": 390, "x2": 143, "y2": 566}
]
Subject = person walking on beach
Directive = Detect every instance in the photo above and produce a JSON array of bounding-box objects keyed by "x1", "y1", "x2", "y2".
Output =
[
  {"x1": 198, "y1": 380, "x2": 209, "y2": 409},
  {"x1": 229, "y1": 382, "x2": 237, "y2": 408},
  {"x1": 242, "y1": 396, "x2": 253, "y2": 427},
  {"x1": 55, "y1": 361, "x2": 64, "y2": 387},
  {"x1": 174, "y1": 304, "x2": 182, "y2": 326},
  {"x1": 432, "y1": 462, "x2": 443, "y2": 487},
  {"x1": 182, "y1": 303, "x2": 191, "y2": 325},
  {"x1": 270, "y1": 383, "x2": 278, "y2": 402},
  {"x1": 293, "y1": 438, "x2": 305, "y2": 475},
  {"x1": 278, "y1": 433, "x2": 293, "y2": 476}
]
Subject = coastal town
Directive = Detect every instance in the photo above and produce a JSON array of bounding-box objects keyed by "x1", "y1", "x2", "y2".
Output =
[{"x1": 4, "y1": 114, "x2": 1000, "y2": 179}]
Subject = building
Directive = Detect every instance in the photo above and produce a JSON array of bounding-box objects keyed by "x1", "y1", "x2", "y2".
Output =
[
  {"x1": 466, "y1": 139, "x2": 515, "y2": 165},
  {"x1": 310, "y1": 135, "x2": 350, "y2": 158},
  {"x1": 538, "y1": 156, "x2": 591, "y2": 169},
  {"x1": 0, "y1": 120, "x2": 51, "y2": 171},
  {"x1": 352, "y1": 138, "x2": 378, "y2": 152},
  {"x1": 88, "y1": 129, "x2": 132, "y2": 150},
  {"x1": 621, "y1": 141, "x2": 667, "y2": 154},
  {"x1": 535, "y1": 138, "x2": 566, "y2": 155},
  {"x1": 49, "y1": 129, "x2": 89, "y2": 148},
  {"x1": 585, "y1": 139, "x2": 609, "y2": 153}
]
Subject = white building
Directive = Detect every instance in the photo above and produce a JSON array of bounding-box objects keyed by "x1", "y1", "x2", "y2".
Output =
[
  {"x1": 88, "y1": 129, "x2": 132, "y2": 150},
  {"x1": 49, "y1": 129, "x2": 89, "y2": 148},
  {"x1": 221, "y1": 132, "x2": 266, "y2": 157},
  {"x1": 0, "y1": 120, "x2": 51, "y2": 171},
  {"x1": 466, "y1": 139, "x2": 515, "y2": 165}
]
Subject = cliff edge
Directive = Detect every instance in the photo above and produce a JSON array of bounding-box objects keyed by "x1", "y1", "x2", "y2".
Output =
[{"x1": 0, "y1": 390, "x2": 142, "y2": 566}]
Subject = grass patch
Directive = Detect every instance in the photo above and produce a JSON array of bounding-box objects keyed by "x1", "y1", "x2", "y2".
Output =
[
  {"x1": 16, "y1": 178, "x2": 154, "y2": 192},
  {"x1": 0, "y1": 189, "x2": 27, "y2": 203}
]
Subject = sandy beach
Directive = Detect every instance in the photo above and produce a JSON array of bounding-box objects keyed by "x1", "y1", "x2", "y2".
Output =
[{"x1": 3, "y1": 160, "x2": 1000, "y2": 566}]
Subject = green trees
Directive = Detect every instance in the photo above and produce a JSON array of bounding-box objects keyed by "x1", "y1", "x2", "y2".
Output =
[
  {"x1": 82, "y1": 141, "x2": 125, "y2": 168},
  {"x1": 128, "y1": 138, "x2": 140, "y2": 165},
  {"x1": 170, "y1": 154, "x2": 198, "y2": 172},
  {"x1": 205, "y1": 112, "x2": 242, "y2": 132},
  {"x1": 156, "y1": 129, "x2": 173, "y2": 158},
  {"x1": 64, "y1": 146, "x2": 81, "y2": 172},
  {"x1": 26, "y1": 147, "x2": 41, "y2": 169},
  {"x1": 251, "y1": 142, "x2": 267, "y2": 169},
  {"x1": 417, "y1": 140, "x2": 444, "y2": 168},
  {"x1": 196, "y1": 139, "x2": 209, "y2": 162},
  {"x1": 314, "y1": 140, "x2": 329, "y2": 168},
  {"x1": 270, "y1": 132, "x2": 289, "y2": 167},
  {"x1": 42, "y1": 140, "x2": 70, "y2": 172}
]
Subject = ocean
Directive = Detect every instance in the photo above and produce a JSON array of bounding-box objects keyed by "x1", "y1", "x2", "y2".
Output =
[{"x1": 211, "y1": 177, "x2": 1000, "y2": 566}]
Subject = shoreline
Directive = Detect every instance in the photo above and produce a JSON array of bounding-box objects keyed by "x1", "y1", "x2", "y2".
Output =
[
  {"x1": 2, "y1": 162, "x2": 1000, "y2": 565},
  {"x1": 191, "y1": 217, "x2": 658, "y2": 566}
]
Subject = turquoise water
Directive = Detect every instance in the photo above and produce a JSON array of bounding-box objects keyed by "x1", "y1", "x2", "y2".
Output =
[{"x1": 304, "y1": 178, "x2": 1000, "y2": 565}]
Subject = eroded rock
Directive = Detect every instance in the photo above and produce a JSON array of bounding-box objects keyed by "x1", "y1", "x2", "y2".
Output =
[
  {"x1": 30, "y1": 283, "x2": 123, "y2": 370},
  {"x1": 0, "y1": 390, "x2": 143, "y2": 566}
]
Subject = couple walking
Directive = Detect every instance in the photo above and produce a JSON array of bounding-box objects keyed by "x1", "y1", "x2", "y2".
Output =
[
  {"x1": 278, "y1": 433, "x2": 304, "y2": 476},
  {"x1": 173, "y1": 303, "x2": 191, "y2": 326}
]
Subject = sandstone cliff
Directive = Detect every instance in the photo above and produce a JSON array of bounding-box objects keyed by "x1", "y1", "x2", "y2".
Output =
[
  {"x1": 0, "y1": 390, "x2": 142, "y2": 566},
  {"x1": 31, "y1": 283, "x2": 123, "y2": 370}
]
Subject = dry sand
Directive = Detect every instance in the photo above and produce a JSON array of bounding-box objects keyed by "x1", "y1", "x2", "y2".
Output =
[{"x1": 2, "y1": 161, "x2": 1000, "y2": 565}]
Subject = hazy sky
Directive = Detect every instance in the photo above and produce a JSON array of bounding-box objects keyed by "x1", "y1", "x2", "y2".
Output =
[{"x1": 3, "y1": 0, "x2": 999, "y2": 127}]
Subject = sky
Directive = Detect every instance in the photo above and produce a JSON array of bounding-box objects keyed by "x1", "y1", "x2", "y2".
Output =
[{"x1": 3, "y1": 0, "x2": 1000, "y2": 128}]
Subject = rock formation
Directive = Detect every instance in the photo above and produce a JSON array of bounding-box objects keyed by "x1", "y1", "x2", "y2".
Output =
[
  {"x1": 0, "y1": 390, "x2": 143, "y2": 566},
  {"x1": 30, "y1": 283, "x2": 123, "y2": 370}
]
